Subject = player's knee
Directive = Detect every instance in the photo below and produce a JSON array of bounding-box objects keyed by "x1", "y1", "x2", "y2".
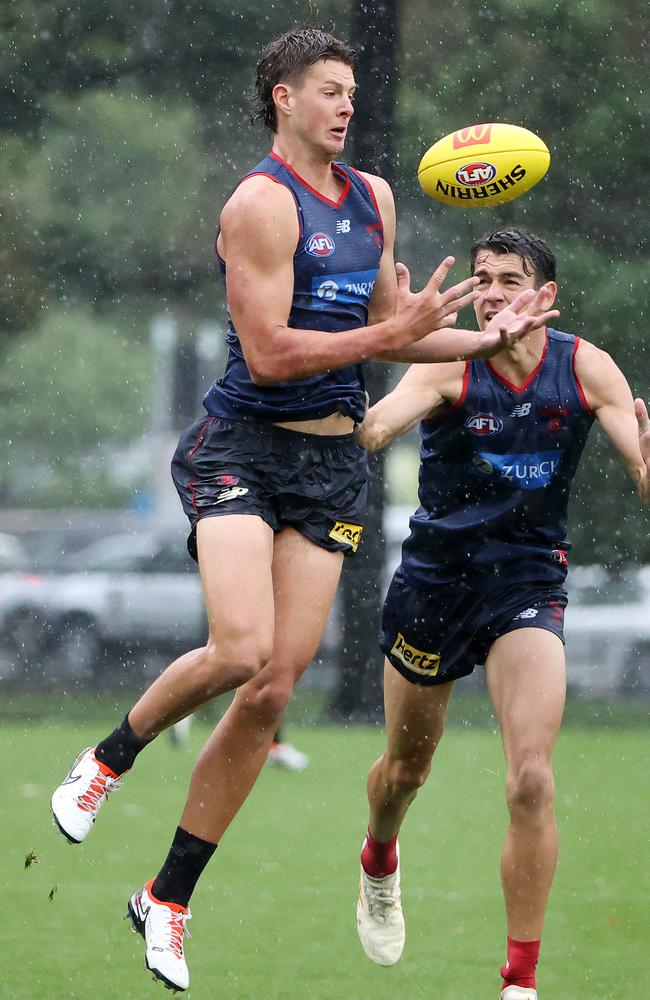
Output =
[
  {"x1": 238, "y1": 674, "x2": 295, "y2": 723},
  {"x1": 386, "y1": 756, "x2": 432, "y2": 796},
  {"x1": 507, "y1": 757, "x2": 554, "y2": 818},
  {"x1": 201, "y1": 637, "x2": 273, "y2": 688}
]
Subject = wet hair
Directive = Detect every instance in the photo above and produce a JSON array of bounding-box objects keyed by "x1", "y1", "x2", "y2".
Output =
[
  {"x1": 470, "y1": 226, "x2": 557, "y2": 285},
  {"x1": 253, "y1": 28, "x2": 356, "y2": 133}
]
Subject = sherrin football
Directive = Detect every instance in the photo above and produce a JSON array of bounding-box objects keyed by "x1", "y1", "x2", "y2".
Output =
[{"x1": 417, "y1": 123, "x2": 550, "y2": 208}]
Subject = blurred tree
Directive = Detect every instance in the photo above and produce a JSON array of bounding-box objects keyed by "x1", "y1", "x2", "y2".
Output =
[
  {"x1": 0, "y1": 307, "x2": 152, "y2": 506},
  {"x1": 26, "y1": 88, "x2": 214, "y2": 306}
]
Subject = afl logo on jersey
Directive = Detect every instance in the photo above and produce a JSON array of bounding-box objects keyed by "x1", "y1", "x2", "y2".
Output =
[
  {"x1": 466, "y1": 413, "x2": 503, "y2": 435},
  {"x1": 306, "y1": 232, "x2": 336, "y2": 257}
]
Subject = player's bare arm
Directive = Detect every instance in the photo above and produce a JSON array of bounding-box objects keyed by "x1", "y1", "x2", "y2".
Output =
[
  {"x1": 220, "y1": 176, "x2": 482, "y2": 384},
  {"x1": 374, "y1": 286, "x2": 560, "y2": 364},
  {"x1": 575, "y1": 340, "x2": 650, "y2": 501},
  {"x1": 356, "y1": 361, "x2": 465, "y2": 452}
]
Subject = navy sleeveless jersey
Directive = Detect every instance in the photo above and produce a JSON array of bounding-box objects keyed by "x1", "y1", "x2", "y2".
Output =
[
  {"x1": 401, "y1": 329, "x2": 595, "y2": 584},
  {"x1": 203, "y1": 152, "x2": 383, "y2": 423}
]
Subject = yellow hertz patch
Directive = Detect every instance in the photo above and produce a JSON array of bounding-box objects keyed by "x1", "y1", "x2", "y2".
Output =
[
  {"x1": 328, "y1": 521, "x2": 363, "y2": 552},
  {"x1": 390, "y1": 632, "x2": 441, "y2": 677}
]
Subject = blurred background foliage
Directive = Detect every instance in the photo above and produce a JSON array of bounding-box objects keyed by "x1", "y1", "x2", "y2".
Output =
[{"x1": 1, "y1": 0, "x2": 648, "y2": 560}]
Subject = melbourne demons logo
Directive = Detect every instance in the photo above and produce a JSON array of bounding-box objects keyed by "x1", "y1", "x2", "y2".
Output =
[
  {"x1": 452, "y1": 124, "x2": 493, "y2": 149},
  {"x1": 455, "y1": 161, "x2": 497, "y2": 186},
  {"x1": 466, "y1": 413, "x2": 503, "y2": 435},
  {"x1": 306, "y1": 232, "x2": 336, "y2": 256}
]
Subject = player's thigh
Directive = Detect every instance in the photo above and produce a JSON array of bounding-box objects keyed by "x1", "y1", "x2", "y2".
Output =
[
  {"x1": 269, "y1": 525, "x2": 344, "y2": 675},
  {"x1": 485, "y1": 627, "x2": 566, "y2": 764},
  {"x1": 384, "y1": 660, "x2": 454, "y2": 766},
  {"x1": 196, "y1": 514, "x2": 275, "y2": 649}
]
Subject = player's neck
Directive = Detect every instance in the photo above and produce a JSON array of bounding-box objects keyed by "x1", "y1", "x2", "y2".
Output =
[
  {"x1": 271, "y1": 136, "x2": 344, "y2": 199},
  {"x1": 490, "y1": 326, "x2": 547, "y2": 381}
]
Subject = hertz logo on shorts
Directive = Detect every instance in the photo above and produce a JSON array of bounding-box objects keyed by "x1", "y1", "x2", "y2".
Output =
[
  {"x1": 390, "y1": 632, "x2": 441, "y2": 677},
  {"x1": 328, "y1": 521, "x2": 363, "y2": 552}
]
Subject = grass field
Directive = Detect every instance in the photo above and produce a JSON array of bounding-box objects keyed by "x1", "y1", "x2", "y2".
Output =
[{"x1": 4, "y1": 711, "x2": 649, "y2": 999}]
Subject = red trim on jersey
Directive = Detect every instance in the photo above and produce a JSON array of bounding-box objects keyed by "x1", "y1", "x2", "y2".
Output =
[
  {"x1": 269, "y1": 152, "x2": 351, "y2": 208},
  {"x1": 452, "y1": 360, "x2": 471, "y2": 409},
  {"x1": 487, "y1": 332, "x2": 548, "y2": 394},
  {"x1": 422, "y1": 362, "x2": 470, "y2": 425},
  {"x1": 572, "y1": 336, "x2": 593, "y2": 414},
  {"x1": 348, "y1": 166, "x2": 383, "y2": 226},
  {"x1": 235, "y1": 170, "x2": 303, "y2": 241}
]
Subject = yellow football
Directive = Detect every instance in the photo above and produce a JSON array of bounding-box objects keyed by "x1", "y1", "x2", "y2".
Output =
[{"x1": 417, "y1": 123, "x2": 550, "y2": 208}]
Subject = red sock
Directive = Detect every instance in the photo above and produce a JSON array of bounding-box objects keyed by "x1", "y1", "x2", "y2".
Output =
[
  {"x1": 360, "y1": 830, "x2": 398, "y2": 879},
  {"x1": 500, "y1": 936, "x2": 540, "y2": 989}
]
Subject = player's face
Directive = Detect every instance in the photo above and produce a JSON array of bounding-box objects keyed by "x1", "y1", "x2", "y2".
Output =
[
  {"x1": 472, "y1": 250, "x2": 541, "y2": 331},
  {"x1": 285, "y1": 59, "x2": 356, "y2": 158}
]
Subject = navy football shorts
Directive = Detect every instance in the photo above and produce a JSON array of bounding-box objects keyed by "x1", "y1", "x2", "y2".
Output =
[
  {"x1": 380, "y1": 566, "x2": 568, "y2": 686},
  {"x1": 171, "y1": 416, "x2": 368, "y2": 561}
]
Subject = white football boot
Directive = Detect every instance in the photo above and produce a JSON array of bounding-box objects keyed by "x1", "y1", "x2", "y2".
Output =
[
  {"x1": 501, "y1": 986, "x2": 538, "y2": 999},
  {"x1": 51, "y1": 746, "x2": 124, "y2": 843},
  {"x1": 127, "y1": 880, "x2": 191, "y2": 992},
  {"x1": 356, "y1": 842, "x2": 405, "y2": 966},
  {"x1": 266, "y1": 741, "x2": 309, "y2": 771}
]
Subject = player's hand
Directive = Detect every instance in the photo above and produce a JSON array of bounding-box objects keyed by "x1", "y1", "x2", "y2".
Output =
[
  {"x1": 476, "y1": 288, "x2": 560, "y2": 357},
  {"x1": 390, "y1": 257, "x2": 479, "y2": 347},
  {"x1": 634, "y1": 398, "x2": 650, "y2": 501}
]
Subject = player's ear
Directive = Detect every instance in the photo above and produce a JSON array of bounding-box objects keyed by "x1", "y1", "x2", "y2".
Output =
[
  {"x1": 537, "y1": 281, "x2": 557, "y2": 307},
  {"x1": 273, "y1": 83, "x2": 293, "y2": 120}
]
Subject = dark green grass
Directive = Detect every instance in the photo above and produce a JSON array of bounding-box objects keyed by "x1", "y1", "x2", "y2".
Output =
[{"x1": 4, "y1": 718, "x2": 649, "y2": 999}]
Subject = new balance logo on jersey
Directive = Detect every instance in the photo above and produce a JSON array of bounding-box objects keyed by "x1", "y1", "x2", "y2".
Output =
[
  {"x1": 510, "y1": 403, "x2": 532, "y2": 417},
  {"x1": 335, "y1": 219, "x2": 351, "y2": 234}
]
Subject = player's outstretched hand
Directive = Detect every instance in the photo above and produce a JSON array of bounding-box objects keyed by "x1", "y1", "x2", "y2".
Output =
[
  {"x1": 634, "y1": 398, "x2": 650, "y2": 501},
  {"x1": 476, "y1": 288, "x2": 560, "y2": 357},
  {"x1": 391, "y1": 257, "x2": 479, "y2": 347}
]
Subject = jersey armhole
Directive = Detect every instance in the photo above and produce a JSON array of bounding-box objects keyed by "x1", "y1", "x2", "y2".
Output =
[
  {"x1": 422, "y1": 362, "x2": 470, "y2": 425},
  {"x1": 236, "y1": 172, "x2": 303, "y2": 244},
  {"x1": 572, "y1": 337, "x2": 593, "y2": 414},
  {"x1": 347, "y1": 166, "x2": 384, "y2": 233},
  {"x1": 450, "y1": 361, "x2": 471, "y2": 410}
]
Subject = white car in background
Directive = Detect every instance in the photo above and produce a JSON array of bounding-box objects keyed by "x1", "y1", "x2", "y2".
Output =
[
  {"x1": 0, "y1": 530, "x2": 207, "y2": 680},
  {"x1": 564, "y1": 565, "x2": 650, "y2": 696}
]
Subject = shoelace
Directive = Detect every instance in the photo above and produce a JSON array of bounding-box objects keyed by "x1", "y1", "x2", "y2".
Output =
[
  {"x1": 364, "y1": 880, "x2": 400, "y2": 921},
  {"x1": 168, "y1": 911, "x2": 192, "y2": 959},
  {"x1": 76, "y1": 770, "x2": 121, "y2": 813},
  {"x1": 149, "y1": 906, "x2": 192, "y2": 959}
]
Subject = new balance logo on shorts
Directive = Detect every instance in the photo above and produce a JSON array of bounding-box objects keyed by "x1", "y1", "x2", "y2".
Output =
[
  {"x1": 328, "y1": 521, "x2": 363, "y2": 552},
  {"x1": 215, "y1": 486, "x2": 249, "y2": 504},
  {"x1": 390, "y1": 632, "x2": 441, "y2": 677},
  {"x1": 513, "y1": 607, "x2": 539, "y2": 620}
]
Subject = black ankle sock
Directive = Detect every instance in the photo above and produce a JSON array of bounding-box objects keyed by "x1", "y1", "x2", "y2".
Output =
[
  {"x1": 95, "y1": 714, "x2": 153, "y2": 775},
  {"x1": 151, "y1": 827, "x2": 218, "y2": 908}
]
